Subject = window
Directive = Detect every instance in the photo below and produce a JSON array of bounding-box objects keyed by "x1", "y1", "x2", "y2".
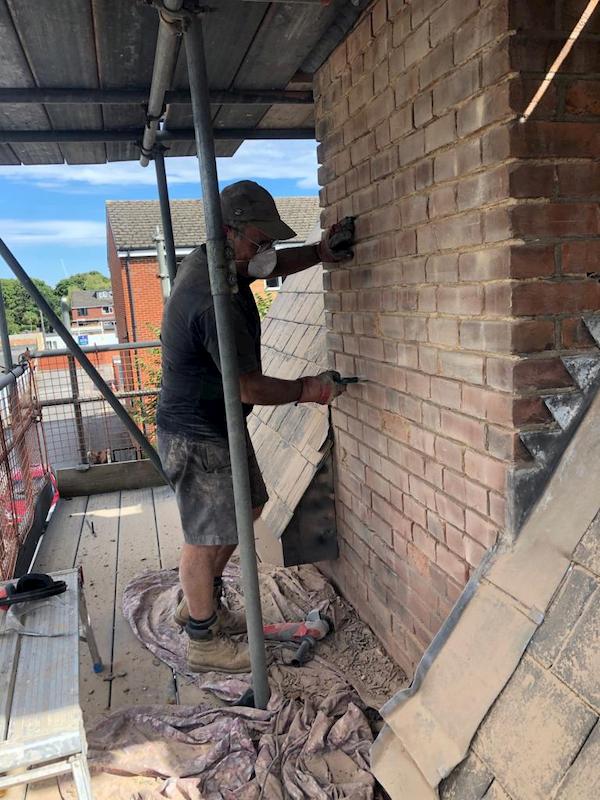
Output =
[
  {"x1": 265, "y1": 276, "x2": 283, "y2": 291},
  {"x1": 102, "y1": 306, "x2": 113, "y2": 314},
  {"x1": 77, "y1": 308, "x2": 88, "y2": 316}
]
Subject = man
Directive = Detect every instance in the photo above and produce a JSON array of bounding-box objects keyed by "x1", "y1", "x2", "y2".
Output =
[{"x1": 157, "y1": 180, "x2": 354, "y2": 674}]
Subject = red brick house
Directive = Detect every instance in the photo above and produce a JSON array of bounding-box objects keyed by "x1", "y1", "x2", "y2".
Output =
[
  {"x1": 106, "y1": 197, "x2": 320, "y2": 344},
  {"x1": 70, "y1": 288, "x2": 116, "y2": 333}
]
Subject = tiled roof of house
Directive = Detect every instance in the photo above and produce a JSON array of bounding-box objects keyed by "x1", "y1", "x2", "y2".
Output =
[
  {"x1": 247, "y1": 263, "x2": 328, "y2": 541},
  {"x1": 70, "y1": 289, "x2": 113, "y2": 309},
  {"x1": 106, "y1": 197, "x2": 321, "y2": 251}
]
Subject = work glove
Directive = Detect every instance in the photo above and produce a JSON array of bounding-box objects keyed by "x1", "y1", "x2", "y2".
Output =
[
  {"x1": 317, "y1": 217, "x2": 355, "y2": 263},
  {"x1": 298, "y1": 370, "x2": 347, "y2": 405}
]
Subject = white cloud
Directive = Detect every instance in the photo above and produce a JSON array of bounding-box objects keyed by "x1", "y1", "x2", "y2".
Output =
[
  {"x1": 0, "y1": 140, "x2": 319, "y2": 192},
  {"x1": 0, "y1": 219, "x2": 106, "y2": 246}
]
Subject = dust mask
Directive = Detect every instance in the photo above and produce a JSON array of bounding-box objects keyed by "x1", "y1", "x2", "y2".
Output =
[{"x1": 247, "y1": 246, "x2": 277, "y2": 278}]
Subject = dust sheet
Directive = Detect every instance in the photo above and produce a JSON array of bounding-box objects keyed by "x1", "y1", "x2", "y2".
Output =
[{"x1": 59, "y1": 562, "x2": 405, "y2": 799}]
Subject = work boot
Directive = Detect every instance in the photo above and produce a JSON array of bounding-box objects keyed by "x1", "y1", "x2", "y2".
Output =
[
  {"x1": 174, "y1": 597, "x2": 248, "y2": 634},
  {"x1": 186, "y1": 618, "x2": 252, "y2": 674}
]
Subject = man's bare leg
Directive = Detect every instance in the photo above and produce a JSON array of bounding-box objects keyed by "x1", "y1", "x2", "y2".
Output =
[{"x1": 179, "y1": 543, "x2": 219, "y2": 621}]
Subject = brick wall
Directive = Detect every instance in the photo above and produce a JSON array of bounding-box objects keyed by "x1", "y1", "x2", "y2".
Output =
[{"x1": 315, "y1": 0, "x2": 600, "y2": 674}]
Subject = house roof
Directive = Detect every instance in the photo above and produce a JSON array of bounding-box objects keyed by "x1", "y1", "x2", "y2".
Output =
[
  {"x1": 71, "y1": 289, "x2": 113, "y2": 309},
  {"x1": 0, "y1": 0, "x2": 368, "y2": 165},
  {"x1": 106, "y1": 197, "x2": 320, "y2": 252},
  {"x1": 247, "y1": 262, "x2": 329, "y2": 542}
]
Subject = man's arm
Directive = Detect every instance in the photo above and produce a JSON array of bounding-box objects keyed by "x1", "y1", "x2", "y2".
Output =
[
  {"x1": 240, "y1": 371, "x2": 302, "y2": 405},
  {"x1": 268, "y1": 216, "x2": 356, "y2": 279},
  {"x1": 267, "y1": 244, "x2": 320, "y2": 280},
  {"x1": 240, "y1": 370, "x2": 347, "y2": 406}
]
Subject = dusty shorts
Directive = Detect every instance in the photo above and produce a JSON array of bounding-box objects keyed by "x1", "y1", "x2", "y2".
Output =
[{"x1": 157, "y1": 428, "x2": 269, "y2": 546}]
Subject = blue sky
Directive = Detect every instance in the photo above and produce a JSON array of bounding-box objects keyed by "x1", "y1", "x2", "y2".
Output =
[{"x1": 0, "y1": 140, "x2": 319, "y2": 286}]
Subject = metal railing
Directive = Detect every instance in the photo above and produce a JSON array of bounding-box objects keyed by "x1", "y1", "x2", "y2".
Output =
[
  {"x1": 33, "y1": 340, "x2": 161, "y2": 470},
  {"x1": 0, "y1": 360, "x2": 53, "y2": 580}
]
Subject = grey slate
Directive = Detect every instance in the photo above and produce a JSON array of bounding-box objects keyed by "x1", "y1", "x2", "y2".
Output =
[
  {"x1": 529, "y1": 567, "x2": 598, "y2": 668},
  {"x1": 473, "y1": 656, "x2": 597, "y2": 800},
  {"x1": 106, "y1": 198, "x2": 320, "y2": 251},
  {"x1": 555, "y1": 720, "x2": 600, "y2": 800},
  {"x1": 554, "y1": 590, "x2": 600, "y2": 712},
  {"x1": 440, "y1": 751, "x2": 493, "y2": 800},
  {"x1": 574, "y1": 512, "x2": 600, "y2": 578}
]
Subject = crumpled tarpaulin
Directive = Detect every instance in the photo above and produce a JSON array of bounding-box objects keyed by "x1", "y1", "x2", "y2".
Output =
[{"x1": 58, "y1": 562, "x2": 405, "y2": 799}]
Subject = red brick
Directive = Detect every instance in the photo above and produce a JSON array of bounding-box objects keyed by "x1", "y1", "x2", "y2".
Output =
[
  {"x1": 464, "y1": 451, "x2": 506, "y2": 492},
  {"x1": 510, "y1": 245, "x2": 556, "y2": 279},
  {"x1": 558, "y1": 164, "x2": 600, "y2": 199},
  {"x1": 347, "y1": 14, "x2": 373, "y2": 62},
  {"x1": 429, "y1": 317, "x2": 459, "y2": 347},
  {"x1": 425, "y1": 112, "x2": 456, "y2": 153},
  {"x1": 440, "y1": 409, "x2": 486, "y2": 448},
  {"x1": 565, "y1": 80, "x2": 600, "y2": 116},
  {"x1": 418, "y1": 212, "x2": 483, "y2": 253},
  {"x1": 458, "y1": 167, "x2": 509, "y2": 211},
  {"x1": 372, "y1": 146, "x2": 399, "y2": 180},
  {"x1": 445, "y1": 523, "x2": 465, "y2": 558},
  {"x1": 465, "y1": 509, "x2": 499, "y2": 548},
  {"x1": 399, "y1": 130, "x2": 425, "y2": 166},
  {"x1": 513, "y1": 397, "x2": 552, "y2": 426},
  {"x1": 400, "y1": 194, "x2": 428, "y2": 226},
  {"x1": 512, "y1": 280, "x2": 600, "y2": 316},
  {"x1": 431, "y1": 377, "x2": 462, "y2": 410},
  {"x1": 369, "y1": 87, "x2": 396, "y2": 127},
  {"x1": 433, "y1": 61, "x2": 480, "y2": 115},
  {"x1": 483, "y1": 206, "x2": 513, "y2": 243},
  {"x1": 404, "y1": 495, "x2": 427, "y2": 528},
  {"x1": 394, "y1": 166, "x2": 416, "y2": 198},
  {"x1": 371, "y1": 0, "x2": 388, "y2": 33},
  {"x1": 405, "y1": 22, "x2": 430, "y2": 68},
  {"x1": 510, "y1": 121, "x2": 600, "y2": 160},
  {"x1": 483, "y1": 283, "x2": 512, "y2": 315},
  {"x1": 438, "y1": 350, "x2": 485, "y2": 385},
  {"x1": 560, "y1": 317, "x2": 597, "y2": 349},
  {"x1": 512, "y1": 358, "x2": 572, "y2": 391},
  {"x1": 430, "y1": 0, "x2": 479, "y2": 46},
  {"x1": 464, "y1": 536, "x2": 488, "y2": 567},
  {"x1": 412, "y1": 524, "x2": 437, "y2": 561},
  {"x1": 436, "y1": 543, "x2": 469, "y2": 583},
  {"x1": 511, "y1": 203, "x2": 600, "y2": 239},
  {"x1": 415, "y1": 158, "x2": 434, "y2": 189},
  {"x1": 429, "y1": 185, "x2": 457, "y2": 218},
  {"x1": 419, "y1": 38, "x2": 453, "y2": 88},
  {"x1": 489, "y1": 492, "x2": 506, "y2": 526},
  {"x1": 414, "y1": 91, "x2": 433, "y2": 127},
  {"x1": 454, "y1": 0, "x2": 510, "y2": 63},
  {"x1": 434, "y1": 139, "x2": 481, "y2": 182},
  {"x1": 459, "y1": 82, "x2": 514, "y2": 137},
  {"x1": 390, "y1": 104, "x2": 413, "y2": 141},
  {"x1": 437, "y1": 284, "x2": 484, "y2": 315},
  {"x1": 465, "y1": 477, "x2": 488, "y2": 516},
  {"x1": 426, "y1": 253, "x2": 459, "y2": 281},
  {"x1": 410, "y1": 474, "x2": 437, "y2": 510},
  {"x1": 391, "y1": 6, "x2": 411, "y2": 45}
]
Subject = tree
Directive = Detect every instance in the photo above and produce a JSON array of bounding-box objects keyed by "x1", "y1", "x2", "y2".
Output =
[{"x1": 54, "y1": 270, "x2": 111, "y2": 300}]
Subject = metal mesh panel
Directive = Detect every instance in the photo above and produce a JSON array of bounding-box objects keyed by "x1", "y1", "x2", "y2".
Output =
[
  {"x1": 0, "y1": 362, "x2": 52, "y2": 580},
  {"x1": 34, "y1": 343, "x2": 160, "y2": 470}
]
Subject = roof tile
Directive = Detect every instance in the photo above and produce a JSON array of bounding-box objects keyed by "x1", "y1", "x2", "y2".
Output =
[{"x1": 106, "y1": 197, "x2": 320, "y2": 250}]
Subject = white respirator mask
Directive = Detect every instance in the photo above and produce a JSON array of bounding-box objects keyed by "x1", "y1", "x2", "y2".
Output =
[{"x1": 247, "y1": 245, "x2": 277, "y2": 277}]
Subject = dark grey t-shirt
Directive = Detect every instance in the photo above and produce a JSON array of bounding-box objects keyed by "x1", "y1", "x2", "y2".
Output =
[{"x1": 156, "y1": 245, "x2": 261, "y2": 440}]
